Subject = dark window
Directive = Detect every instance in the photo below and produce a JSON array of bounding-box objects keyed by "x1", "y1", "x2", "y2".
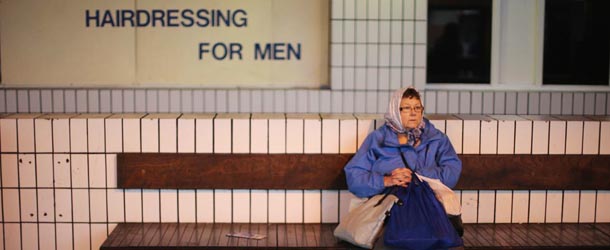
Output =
[
  {"x1": 427, "y1": 0, "x2": 492, "y2": 84},
  {"x1": 543, "y1": 0, "x2": 610, "y2": 85}
]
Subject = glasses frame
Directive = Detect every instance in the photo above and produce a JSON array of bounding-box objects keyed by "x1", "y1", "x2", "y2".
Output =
[{"x1": 399, "y1": 106, "x2": 424, "y2": 113}]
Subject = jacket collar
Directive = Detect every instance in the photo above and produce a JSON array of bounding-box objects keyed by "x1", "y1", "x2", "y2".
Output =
[{"x1": 382, "y1": 118, "x2": 442, "y2": 148}]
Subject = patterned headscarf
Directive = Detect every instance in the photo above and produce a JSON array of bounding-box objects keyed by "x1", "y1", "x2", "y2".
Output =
[{"x1": 384, "y1": 87, "x2": 425, "y2": 146}]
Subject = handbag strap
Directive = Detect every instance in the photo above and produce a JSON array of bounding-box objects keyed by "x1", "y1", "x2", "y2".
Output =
[{"x1": 399, "y1": 149, "x2": 422, "y2": 184}]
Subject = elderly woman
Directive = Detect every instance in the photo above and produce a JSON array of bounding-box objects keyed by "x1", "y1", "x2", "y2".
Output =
[{"x1": 345, "y1": 87, "x2": 462, "y2": 198}]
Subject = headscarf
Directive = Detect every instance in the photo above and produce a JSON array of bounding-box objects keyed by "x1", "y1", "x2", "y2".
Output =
[{"x1": 384, "y1": 86, "x2": 425, "y2": 146}]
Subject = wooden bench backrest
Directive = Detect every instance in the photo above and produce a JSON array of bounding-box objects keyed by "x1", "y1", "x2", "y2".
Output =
[{"x1": 117, "y1": 153, "x2": 610, "y2": 190}]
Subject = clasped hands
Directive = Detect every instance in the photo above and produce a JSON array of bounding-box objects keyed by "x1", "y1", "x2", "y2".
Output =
[{"x1": 383, "y1": 167, "x2": 412, "y2": 187}]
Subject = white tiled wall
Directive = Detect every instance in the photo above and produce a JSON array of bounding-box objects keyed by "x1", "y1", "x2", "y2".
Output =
[{"x1": 1, "y1": 113, "x2": 609, "y2": 250}]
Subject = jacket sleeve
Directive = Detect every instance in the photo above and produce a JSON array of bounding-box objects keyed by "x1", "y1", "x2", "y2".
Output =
[
  {"x1": 344, "y1": 133, "x2": 386, "y2": 198},
  {"x1": 421, "y1": 134, "x2": 462, "y2": 188}
]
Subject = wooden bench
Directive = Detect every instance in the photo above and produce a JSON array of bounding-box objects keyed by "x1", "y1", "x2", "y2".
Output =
[{"x1": 101, "y1": 153, "x2": 610, "y2": 250}]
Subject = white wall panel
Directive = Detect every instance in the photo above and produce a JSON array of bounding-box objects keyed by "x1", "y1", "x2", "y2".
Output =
[
  {"x1": 55, "y1": 189, "x2": 72, "y2": 222},
  {"x1": 562, "y1": 191, "x2": 579, "y2": 223},
  {"x1": 196, "y1": 190, "x2": 214, "y2": 223},
  {"x1": 497, "y1": 120, "x2": 515, "y2": 154},
  {"x1": 214, "y1": 189, "x2": 232, "y2": 223},
  {"x1": 477, "y1": 191, "x2": 495, "y2": 223},
  {"x1": 90, "y1": 189, "x2": 107, "y2": 222},
  {"x1": 340, "y1": 119, "x2": 357, "y2": 153},
  {"x1": 232, "y1": 118, "x2": 250, "y2": 153},
  {"x1": 565, "y1": 121, "x2": 584, "y2": 154},
  {"x1": 548, "y1": 121, "x2": 566, "y2": 154},
  {"x1": 1, "y1": 119, "x2": 17, "y2": 152},
  {"x1": 495, "y1": 191, "x2": 512, "y2": 223},
  {"x1": 178, "y1": 118, "x2": 195, "y2": 153},
  {"x1": 38, "y1": 189, "x2": 54, "y2": 222},
  {"x1": 579, "y1": 190, "x2": 596, "y2": 223},
  {"x1": 142, "y1": 190, "x2": 160, "y2": 222},
  {"x1": 286, "y1": 118, "x2": 305, "y2": 154},
  {"x1": 123, "y1": 118, "x2": 141, "y2": 152},
  {"x1": 195, "y1": 118, "x2": 214, "y2": 153},
  {"x1": 583, "y1": 121, "x2": 600, "y2": 154},
  {"x1": 214, "y1": 118, "x2": 231, "y2": 153},
  {"x1": 39, "y1": 223, "x2": 55, "y2": 250},
  {"x1": 71, "y1": 154, "x2": 88, "y2": 188},
  {"x1": 304, "y1": 119, "x2": 322, "y2": 154},
  {"x1": 70, "y1": 118, "x2": 88, "y2": 153},
  {"x1": 160, "y1": 190, "x2": 178, "y2": 222},
  {"x1": 91, "y1": 224, "x2": 108, "y2": 250},
  {"x1": 18, "y1": 118, "x2": 36, "y2": 152},
  {"x1": 268, "y1": 190, "x2": 286, "y2": 223},
  {"x1": 36, "y1": 154, "x2": 53, "y2": 188},
  {"x1": 322, "y1": 118, "x2": 339, "y2": 154},
  {"x1": 251, "y1": 190, "x2": 268, "y2": 223},
  {"x1": 2, "y1": 189, "x2": 20, "y2": 221},
  {"x1": 512, "y1": 191, "x2": 529, "y2": 223},
  {"x1": 251, "y1": 119, "x2": 268, "y2": 154},
  {"x1": 304, "y1": 190, "x2": 321, "y2": 223},
  {"x1": 57, "y1": 223, "x2": 73, "y2": 250},
  {"x1": 446, "y1": 120, "x2": 463, "y2": 153},
  {"x1": 105, "y1": 118, "x2": 123, "y2": 153},
  {"x1": 74, "y1": 224, "x2": 91, "y2": 250},
  {"x1": 108, "y1": 189, "x2": 125, "y2": 222},
  {"x1": 357, "y1": 118, "x2": 375, "y2": 149},
  {"x1": 22, "y1": 223, "x2": 38, "y2": 250},
  {"x1": 546, "y1": 191, "x2": 563, "y2": 223},
  {"x1": 1, "y1": 154, "x2": 18, "y2": 187},
  {"x1": 286, "y1": 190, "x2": 304, "y2": 223},
  {"x1": 529, "y1": 191, "x2": 546, "y2": 223},
  {"x1": 4, "y1": 224, "x2": 20, "y2": 250},
  {"x1": 597, "y1": 191, "x2": 610, "y2": 222},
  {"x1": 531, "y1": 121, "x2": 549, "y2": 154},
  {"x1": 159, "y1": 118, "x2": 178, "y2": 153},
  {"x1": 89, "y1": 154, "x2": 106, "y2": 188},
  {"x1": 73, "y1": 189, "x2": 90, "y2": 222},
  {"x1": 53, "y1": 118, "x2": 71, "y2": 153},
  {"x1": 600, "y1": 122, "x2": 610, "y2": 154},
  {"x1": 514, "y1": 120, "x2": 532, "y2": 154},
  {"x1": 269, "y1": 119, "x2": 286, "y2": 153},
  {"x1": 462, "y1": 120, "x2": 480, "y2": 154},
  {"x1": 480, "y1": 119, "x2": 497, "y2": 154},
  {"x1": 232, "y1": 190, "x2": 250, "y2": 223},
  {"x1": 88, "y1": 118, "x2": 106, "y2": 153},
  {"x1": 179, "y1": 190, "x2": 196, "y2": 223},
  {"x1": 461, "y1": 191, "x2": 478, "y2": 223},
  {"x1": 35, "y1": 118, "x2": 53, "y2": 152},
  {"x1": 141, "y1": 118, "x2": 159, "y2": 153},
  {"x1": 19, "y1": 154, "x2": 36, "y2": 188},
  {"x1": 322, "y1": 190, "x2": 339, "y2": 223}
]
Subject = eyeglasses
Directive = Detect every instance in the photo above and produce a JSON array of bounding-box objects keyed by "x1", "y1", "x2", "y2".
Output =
[{"x1": 399, "y1": 106, "x2": 424, "y2": 113}]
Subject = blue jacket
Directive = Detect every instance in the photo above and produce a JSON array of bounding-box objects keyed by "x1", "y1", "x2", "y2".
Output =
[{"x1": 345, "y1": 118, "x2": 462, "y2": 198}]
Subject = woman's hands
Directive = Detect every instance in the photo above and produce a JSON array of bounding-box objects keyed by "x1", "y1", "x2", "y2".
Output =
[{"x1": 383, "y1": 168, "x2": 412, "y2": 187}]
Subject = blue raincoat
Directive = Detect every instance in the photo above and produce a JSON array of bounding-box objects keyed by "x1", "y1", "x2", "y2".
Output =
[{"x1": 345, "y1": 118, "x2": 462, "y2": 198}]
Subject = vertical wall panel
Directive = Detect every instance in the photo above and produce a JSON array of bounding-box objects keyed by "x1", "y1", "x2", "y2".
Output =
[
  {"x1": 36, "y1": 154, "x2": 53, "y2": 188},
  {"x1": 597, "y1": 191, "x2": 610, "y2": 222},
  {"x1": 549, "y1": 120, "x2": 566, "y2": 154},
  {"x1": 159, "y1": 116, "x2": 178, "y2": 153},
  {"x1": 462, "y1": 120, "x2": 480, "y2": 154},
  {"x1": 545, "y1": 191, "x2": 563, "y2": 222},
  {"x1": 583, "y1": 121, "x2": 600, "y2": 154},
  {"x1": 505, "y1": 92, "x2": 517, "y2": 114},
  {"x1": 514, "y1": 120, "x2": 532, "y2": 154},
  {"x1": 531, "y1": 120, "x2": 549, "y2": 154},
  {"x1": 40, "y1": 90, "x2": 53, "y2": 113},
  {"x1": 565, "y1": 121, "x2": 583, "y2": 154},
  {"x1": 512, "y1": 191, "x2": 529, "y2": 223},
  {"x1": 89, "y1": 154, "x2": 106, "y2": 188},
  {"x1": 251, "y1": 118, "x2": 268, "y2": 154},
  {"x1": 100, "y1": 89, "x2": 112, "y2": 113},
  {"x1": 600, "y1": 121, "x2": 610, "y2": 154},
  {"x1": 529, "y1": 191, "x2": 546, "y2": 223},
  {"x1": 496, "y1": 119, "x2": 515, "y2": 154},
  {"x1": 195, "y1": 116, "x2": 214, "y2": 153},
  {"x1": 2, "y1": 189, "x2": 20, "y2": 221},
  {"x1": 112, "y1": 90, "x2": 124, "y2": 113},
  {"x1": 108, "y1": 189, "x2": 125, "y2": 222},
  {"x1": 286, "y1": 118, "x2": 304, "y2": 153},
  {"x1": 105, "y1": 117, "x2": 123, "y2": 153},
  {"x1": 480, "y1": 119, "x2": 497, "y2": 154},
  {"x1": 356, "y1": 116, "x2": 376, "y2": 149},
  {"x1": 18, "y1": 117, "x2": 36, "y2": 152},
  {"x1": 478, "y1": 191, "x2": 495, "y2": 223},
  {"x1": 74, "y1": 224, "x2": 91, "y2": 250},
  {"x1": 178, "y1": 117, "x2": 195, "y2": 153},
  {"x1": 459, "y1": 92, "x2": 471, "y2": 114},
  {"x1": 52, "y1": 89, "x2": 64, "y2": 113},
  {"x1": 517, "y1": 92, "x2": 528, "y2": 115},
  {"x1": 251, "y1": 190, "x2": 268, "y2": 223},
  {"x1": 214, "y1": 189, "x2": 232, "y2": 223},
  {"x1": 107, "y1": 154, "x2": 117, "y2": 187},
  {"x1": 90, "y1": 189, "x2": 107, "y2": 222},
  {"x1": 55, "y1": 189, "x2": 72, "y2": 222},
  {"x1": 73, "y1": 189, "x2": 90, "y2": 222},
  {"x1": 88, "y1": 89, "x2": 100, "y2": 113},
  {"x1": 196, "y1": 190, "x2": 214, "y2": 223},
  {"x1": 286, "y1": 190, "x2": 304, "y2": 223},
  {"x1": 57, "y1": 223, "x2": 73, "y2": 250},
  {"x1": 158, "y1": 90, "x2": 170, "y2": 113},
  {"x1": 18, "y1": 154, "x2": 36, "y2": 188},
  {"x1": 88, "y1": 116, "x2": 106, "y2": 153},
  {"x1": 269, "y1": 118, "x2": 286, "y2": 154},
  {"x1": 461, "y1": 191, "x2": 478, "y2": 223},
  {"x1": 204, "y1": 90, "x2": 216, "y2": 113},
  {"x1": 39, "y1": 223, "x2": 55, "y2": 250},
  {"x1": 494, "y1": 92, "x2": 506, "y2": 114},
  {"x1": 53, "y1": 156, "x2": 71, "y2": 188},
  {"x1": 123, "y1": 118, "x2": 141, "y2": 153},
  {"x1": 562, "y1": 93, "x2": 574, "y2": 115},
  {"x1": 424, "y1": 91, "x2": 437, "y2": 114},
  {"x1": 124, "y1": 190, "x2": 143, "y2": 221},
  {"x1": 528, "y1": 92, "x2": 539, "y2": 115},
  {"x1": 579, "y1": 190, "x2": 596, "y2": 223},
  {"x1": 482, "y1": 92, "x2": 494, "y2": 114},
  {"x1": 135, "y1": 89, "x2": 147, "y2": 113},
  {"x1": 233, "y1": 190, "x2": 250, "y2": 223},
  {"x1": 213, "y1": 117, "x2": 231, "y2": 153},
  {"x1": 595, "y1": 93, "x2": 607, "y2": 115},
  {"x1": 193, "y1": 90, "x2": 204, "y2": 113},
  {"x1": 70, "y1": 118, "x2": 88, "y2": 153},
  {"x1": 550, "y1": 93, "x2": 562, "y2": 115},
  {"x1": 539, "y1": 92, "x2": 551, "y2": 115},
  {"x1": 268, "y1": 190, "x2": 286, "y2": 223},
  {"x1": 160, "y1": 190, "x2": 178, "y2": 222},
  {"x1": 304, "y1": 117, "x2": 322, "y2": 154},
  {"x1": 562, "y1": 191, "x2": 579, "y2": 223},
  {"x1": 71, "y1": 154, "x2": 88, "y2": 188},
  {"x1": 436, "y1": 91, "x2": 448, "y2": 114},
  {"x1": 340, "y1": 119, "x2": 357, "y2": 153},
  {"x1": 445, "y1": 119, "x2": 463, "y2": 153},
  {"x1": 470, "y1": 92, "x2": 482, "y2": 114},
  {"x1": 91, "y1": 224, "x2": 108, "y2": 250},
  {"x1": 1, "y1": 155, "x2": 18, "y2": 187},
  {"x1": 321, "y1": 190, "x2": 339, "y2": 223},
  {"x1": 35, "y1": 118, "x2": 53, "y2": 152},
  {"x1": 304, "y1": 190, "x2": 321, "y2": 223},
  {"x1": 495, "y1": 191, "x2": 512, "y2": 223},
  {"x1": 142, "y1": 190, "x2": 160, "y2": 222},
  {"x1": 232, "y1": 117, "x2": 250, "y2": 153},
  {"x1": 448, "y1": 92, "x2": 459, "y2": 114},
  {"x1": 322, "y1": 117, "x2": 339, "y2": 154},
  {"x1": 21, "y1": 189, "x2": 38, "y2": 222},
  {"x1": 29, "y1": 90, "x2": 41, "y2": 113},
  {"x1": 0, "y1": 119, "x2": 17, "y2": 152},
  {"x1": 4, "y1": 224, "x2": 20, "y2": 250},
  {"x1": 22, "y1": 223, "x2": 38, "y2": 250}
]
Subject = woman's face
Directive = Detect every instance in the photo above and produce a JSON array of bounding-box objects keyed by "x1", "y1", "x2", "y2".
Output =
[{"x1": 400, "y1": 97, "x2": 424, "y2": 129}]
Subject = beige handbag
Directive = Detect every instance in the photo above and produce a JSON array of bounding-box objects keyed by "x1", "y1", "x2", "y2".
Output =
[{"x1": 334, "y1": 193, "x2": 399, "y2": 249}]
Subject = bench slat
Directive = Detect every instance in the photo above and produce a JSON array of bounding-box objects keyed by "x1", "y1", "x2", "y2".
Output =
[{"x1": 118, "y1": 153, "x2": 610, "y2": 190}]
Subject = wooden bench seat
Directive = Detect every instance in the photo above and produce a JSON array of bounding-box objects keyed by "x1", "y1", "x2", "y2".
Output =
[
  {"x1": 101, "y1": 223, "x2": 610, "y2": 250},
  {"x1": 100, "y1": 153, "x2": 610, "y2": 250}
]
